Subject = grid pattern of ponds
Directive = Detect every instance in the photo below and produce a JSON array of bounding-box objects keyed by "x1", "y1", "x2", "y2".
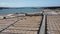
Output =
[
  {"x1": 47, "y1": 15, "x2": 60, "y2": 34},
  {"x1": 0, "y1": 16, "x2": 42, "y2": 34}
]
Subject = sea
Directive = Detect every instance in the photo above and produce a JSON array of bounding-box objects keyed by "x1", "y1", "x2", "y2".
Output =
[{"x1": 0, "y1": 8, "x2": 41, "y2": 14}]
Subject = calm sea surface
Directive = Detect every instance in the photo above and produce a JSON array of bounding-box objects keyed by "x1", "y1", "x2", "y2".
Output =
[{"x1": 0, "y1": 8, "x2": 41, "y2": 14}]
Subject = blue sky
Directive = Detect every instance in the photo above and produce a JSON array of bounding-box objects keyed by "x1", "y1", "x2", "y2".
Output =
[{"x1": 0, "y1": 0, "x2": 60, "y2": 7}]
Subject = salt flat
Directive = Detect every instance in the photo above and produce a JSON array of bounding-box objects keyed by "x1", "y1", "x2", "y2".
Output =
[
  {"x1": 47, "y1": 15, "x2": 60, "y2": 34},
  {"x1": 0, "y1": 18, "x2": 17, "y2": 32},
  {"x1": 0, "y1": 16, "x2": 42, "y2": 34}
]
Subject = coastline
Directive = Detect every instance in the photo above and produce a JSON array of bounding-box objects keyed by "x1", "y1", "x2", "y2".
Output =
[{"x1": 0, "y1": 8, "x2": 60, "y2": 34}]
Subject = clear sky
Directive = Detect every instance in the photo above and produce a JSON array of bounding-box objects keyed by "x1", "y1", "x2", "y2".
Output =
[{"x1": 0, "y1": 0, "x2": 60, "y2": 7}]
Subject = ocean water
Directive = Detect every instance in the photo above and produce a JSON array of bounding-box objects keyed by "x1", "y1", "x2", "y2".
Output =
[{"x1": 0, "y1": 8, "x2": 41, "y2": 14}]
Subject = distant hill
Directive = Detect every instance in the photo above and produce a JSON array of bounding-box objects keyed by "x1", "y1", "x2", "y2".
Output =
[
  {"x1": 41, "y1": 6, "x2": 60, "y2": 9},
  {"x1": 0, "y1": 7, "x2": 41, "y2": 10},
  {"x1": 0, "y1": 6, "x2": 60, "y2": 10},
  {"x1": 0, "y1": 7, "x2": 10, "y2": 10}
]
